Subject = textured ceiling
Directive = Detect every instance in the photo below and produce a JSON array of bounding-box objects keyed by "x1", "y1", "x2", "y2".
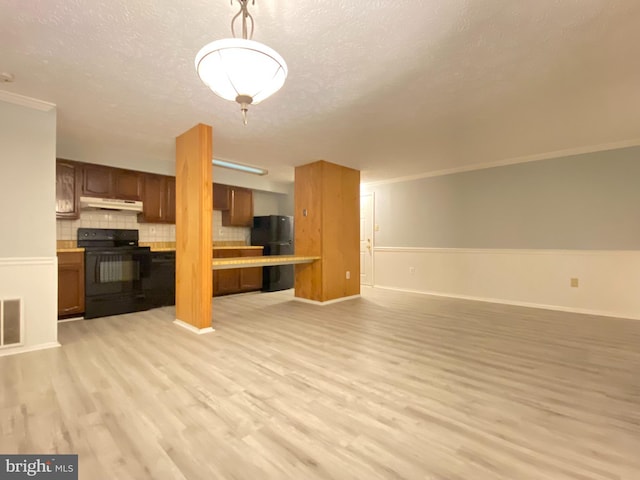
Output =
[{"x1": 1, "y1": 0, "x2": 639, "y2": 182}]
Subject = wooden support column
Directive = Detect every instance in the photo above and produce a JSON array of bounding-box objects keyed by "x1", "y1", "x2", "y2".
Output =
[
  {"x1": 174, "y1": 124, "x2": 213, "y2": 333},
  {"x1": 294, "y1": 160, "x2": 360, "y2": 303}
]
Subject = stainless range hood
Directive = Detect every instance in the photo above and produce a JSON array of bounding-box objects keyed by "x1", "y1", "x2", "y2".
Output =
[{"x1": 79, "y1": 196, "x2": 143, "y2": 212}]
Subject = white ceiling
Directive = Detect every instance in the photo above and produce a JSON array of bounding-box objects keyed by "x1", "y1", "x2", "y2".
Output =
[{"x1": 1, "y1": 0, "x2": 639, "y2": 183}]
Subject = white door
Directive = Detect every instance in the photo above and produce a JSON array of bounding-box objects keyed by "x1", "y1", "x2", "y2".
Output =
[{"x1": 360, "y1": 193, "x2": 374, "y2": 285}]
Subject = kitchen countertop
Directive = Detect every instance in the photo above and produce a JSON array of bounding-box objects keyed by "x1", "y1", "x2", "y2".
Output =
[
  {"x1": 213, "y1": 255, "x2": 320, "y2": 270},
  {"x1": 57, "y1": 246, "x2": 265, "y2": 253},
  {"x1": 57, "y1": 241, "x2": 83, "y2": 253},
  {"x1": 148, "y1": 246, "x2": 264, "y2": 252},
  {"x1": 55, "y1": 241, "x2": 264, "y2": 253}
]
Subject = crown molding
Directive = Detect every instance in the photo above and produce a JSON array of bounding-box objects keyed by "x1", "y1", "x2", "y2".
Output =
[
  {"x1": 362, "y1": 138, "x2": 640, "y2": 187},
  {"x1": 0, "y1": 89, "x2": 56, "y2": 112}
]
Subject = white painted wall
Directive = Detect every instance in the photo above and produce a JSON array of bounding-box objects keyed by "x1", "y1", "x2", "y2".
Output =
[
  {"x1": 57, "y1": 145, "x2": 293, "y2": 195},
  {"x1": 0, "y1": 259, "x2": 59, "y2": 355},
  {"x1": 57, "y1": 139, "x2": 175, "y2": 177},
  {"x1": 213, "y1": 168, "x2": 293, "y2": 195},
  {"x1": 0, "y1": 95, "x2": 59, "y2": 355},
  {"x1": 374, "y1": 248, "x2": 640, "y2": 320}
]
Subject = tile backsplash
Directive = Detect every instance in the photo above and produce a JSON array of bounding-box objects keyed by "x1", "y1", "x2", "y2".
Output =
[
  {"x1": 56, "y1": 209, "x2": 250, "y2": 243},
  {"x1": 56, "y1": 211, "x2": 175, "y2": 242},
  {"x1": 212, "y1": 210, "x2": 250, "y2": 243}
]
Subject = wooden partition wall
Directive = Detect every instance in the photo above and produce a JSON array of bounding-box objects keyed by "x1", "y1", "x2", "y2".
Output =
[
  {"x1": 294, "y1": 160, "x2": 360, "y2": 302},
  {"x1": 174, "y1": 124, "x2": 213, "y2": 333}
]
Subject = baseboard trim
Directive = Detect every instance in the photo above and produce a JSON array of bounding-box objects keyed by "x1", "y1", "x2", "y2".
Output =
[
  {"x1": 173, "y1": 319, "x2": 215, "y2": 335},
  {"x1": 293, "y1": 294, "x2": 361, "y2": 306},
  {"x1": 0, "y1": 342, "x2": 61, "y2": 358},
  {"x1": 58, "y1": 316, "x2": 84, "y2": 323},
  {"x1": 375, "y1": 286, "x2": 640, "y2": 321}
]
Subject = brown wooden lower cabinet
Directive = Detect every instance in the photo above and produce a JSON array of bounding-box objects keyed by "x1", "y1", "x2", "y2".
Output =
[
  {"x1": 214, "y1": 250, "x2": 240, "y2": 295},
  {"x1": 239, "y1": 250, "x2": 263, "y2": 291},
  {"x1": 58, "y1": 251, "x2": 85, "y2": 318},
  {"x1": 213, "y1": 248, "x2": 263, "y2": 297}
]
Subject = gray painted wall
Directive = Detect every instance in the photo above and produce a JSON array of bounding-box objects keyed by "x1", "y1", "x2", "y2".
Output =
[
  {"x1": 253, "y1": 190, "x2": 284, "y2": 216},
  {"x1": 0, "y1": 100, "x2": 57, "y2": 257},
  {"x1": 253, "y1": 186, "x2": 294, "y2": 217},
  {"x1": 364, "y1": 147, "x2": 640, "y2": 250}
]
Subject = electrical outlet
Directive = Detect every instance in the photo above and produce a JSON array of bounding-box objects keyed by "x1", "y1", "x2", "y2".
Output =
[
  {"x1": 375, "y1": 224, "x2": 380, "y2": 232},
  {"x1": 409, "y1": 267, "x2": 416, "y2": 275},
  {"x1": 219, "y1": 229, "x2": 224, "y2": 236},
  {"x1": 150, "y1": 226, "x2": 156, "y2": 234},
  {"x1": 570, "y1": 278, "x2": 579, "y2": 288},
  {"x1": 346, "y1": 271, "x2": 350, "y2": 280}
]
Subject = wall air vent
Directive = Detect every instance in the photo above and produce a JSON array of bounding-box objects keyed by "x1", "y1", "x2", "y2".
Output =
[{"x1": 0, "y1": 298, "x2": 23, "y2": 348}]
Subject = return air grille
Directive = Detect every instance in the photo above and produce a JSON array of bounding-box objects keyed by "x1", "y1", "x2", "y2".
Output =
[{"x1": 0, "y1": 298, "x2": 22, "y2": 348}]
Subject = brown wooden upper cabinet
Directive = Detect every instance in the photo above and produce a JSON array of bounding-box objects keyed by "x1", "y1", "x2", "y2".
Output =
[
  {"x1": 166, "y1": 176, "x2": 176, "y2": 224},
  {"x1": 56, "y1": 159, "x2": 80, "y2": 219},
  {"x1": 81, "y1": 164, "x2": 112, "y2": 197},
  {"x1": 113, "y1": 169, "x2": 143, "y2": 200},
  {"x1": 222, "y1": 186, "x2": 253, "y2": 227},
  {"x1": 139, "y1": 173, "x2": 176, "y2": 224},
  {"x1": 213, "y1": 183, "x2": 230, "y2": 210},
  {"x1": 81, "y1": 164, "x2": 142, "y2": 201}
]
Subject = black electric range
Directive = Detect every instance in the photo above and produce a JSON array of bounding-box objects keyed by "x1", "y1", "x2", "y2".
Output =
[{"x1": 78, "y1": 228, "x2": 151, "y2": 319}]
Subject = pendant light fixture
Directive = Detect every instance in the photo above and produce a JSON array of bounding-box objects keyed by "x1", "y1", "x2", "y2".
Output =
[{"x1": 195, "y1": 0, "x2": 288, "y2": 125}]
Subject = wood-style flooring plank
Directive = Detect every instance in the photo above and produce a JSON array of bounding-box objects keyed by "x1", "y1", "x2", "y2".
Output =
[{"x1": 1, "y1": 287, "x2": 639, "y2": 479}]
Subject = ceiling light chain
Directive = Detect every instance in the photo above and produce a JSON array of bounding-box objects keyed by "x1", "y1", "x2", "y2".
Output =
[
  {"x1": 230, "y1": 0, "x2": 255, "y2": 41},
  {"x1": 195, "y1": 0, "x2": 287, "y2": 126}
]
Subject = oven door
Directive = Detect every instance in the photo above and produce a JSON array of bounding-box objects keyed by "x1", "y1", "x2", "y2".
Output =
[{"x1": 85, "y1": 248, "x2": 151, "y2": 298}]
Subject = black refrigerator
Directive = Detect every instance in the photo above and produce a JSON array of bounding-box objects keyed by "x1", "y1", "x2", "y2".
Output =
[{"x1": 251, "y1": 215, "x2": 294, "y2": 291}]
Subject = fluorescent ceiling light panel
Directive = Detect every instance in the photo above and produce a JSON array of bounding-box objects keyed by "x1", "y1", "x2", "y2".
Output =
[{"x1": 212, "y1": 158, "x2": 268, "y2": 175}]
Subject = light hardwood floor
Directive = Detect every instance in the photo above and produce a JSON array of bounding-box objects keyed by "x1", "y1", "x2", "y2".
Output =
[{"x1": 1, "y1": 288, "x2": 639, "y2": 479}]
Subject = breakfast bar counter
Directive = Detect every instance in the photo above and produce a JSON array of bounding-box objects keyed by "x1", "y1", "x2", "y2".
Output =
[{"x1": 212, "y1": 255, "x2": 320, "y2": 270}]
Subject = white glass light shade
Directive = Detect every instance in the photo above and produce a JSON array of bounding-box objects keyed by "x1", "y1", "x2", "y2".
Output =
[{"x1": 195, "y1": 38, "x2": 287, "y2": 105}]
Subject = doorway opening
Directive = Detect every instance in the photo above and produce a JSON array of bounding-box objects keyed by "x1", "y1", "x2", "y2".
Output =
[{"x1": 360, "y1": 193, "x2": 374, "y2": 286}]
